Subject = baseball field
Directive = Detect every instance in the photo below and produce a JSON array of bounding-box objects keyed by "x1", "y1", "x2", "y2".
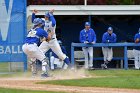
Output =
[{"x1": 0, "y1": 69, "x2": 140, "y2": 93}]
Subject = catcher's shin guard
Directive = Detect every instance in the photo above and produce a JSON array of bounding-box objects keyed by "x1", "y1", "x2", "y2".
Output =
[
  {"x1": 41, "y1": 58, "x2": 49, "y2": 75},
  {"x1": 30, "y1": 60, "x2": 37, "y2": 76}
]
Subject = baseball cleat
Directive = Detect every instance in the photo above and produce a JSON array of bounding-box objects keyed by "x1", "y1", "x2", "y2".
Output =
[
  {"x1": 41, "y1": 73, "x2": 49, "y2": 78},
  {"x1": 88, "y1": 67, "x2": 95, "y2": 70},
  {"x1": 101, "y1": 64, "x2": 108, "y2": 69},
  {"x1": 134, "y1": 68, "x2": 140, "y2": 70}
]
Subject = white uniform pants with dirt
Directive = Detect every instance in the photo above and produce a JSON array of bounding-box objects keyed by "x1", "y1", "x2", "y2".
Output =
[
  {"x1": 102, "y1": 47, "x2": 113, "y2": 62},
  {"x1": 22, "y1": 44, "x2": 48, "y2": 73},
  {"x1": 39, "y1": 39, "x2": 67, "y2": 61},
  {"x1": 133, "y1": 49, "x2": 140, "y2": 69},
  {"x1": 82, "y1": 47, "x2": 93, "y2": 69}
]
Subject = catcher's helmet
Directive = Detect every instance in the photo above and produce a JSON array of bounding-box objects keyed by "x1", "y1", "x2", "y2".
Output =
[{"x1": 33, "y1": 18, "x2": 43, "y2": 26}]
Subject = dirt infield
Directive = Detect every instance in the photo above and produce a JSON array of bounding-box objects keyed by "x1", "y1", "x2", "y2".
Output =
[
  {"x1": 0, "y1": 78, "x2": 140, "y2": 93},
  {"x1": 0, "y1": 69, "x2": 139, "y2": 93}
]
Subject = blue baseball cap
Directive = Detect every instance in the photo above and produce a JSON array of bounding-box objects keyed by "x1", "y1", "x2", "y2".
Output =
[
  {"x1": 33, "y1": 18, "x2": 43, "y2": 26},
  {"x1": 85, "y1": 22, "x2": 90, "y2": 26},
  {"x1": 45, "y1": 12, "x2": 50, "y2": 17},
  {"x1": 108, "y1": 27, "x2": 113, "y2": 31}
]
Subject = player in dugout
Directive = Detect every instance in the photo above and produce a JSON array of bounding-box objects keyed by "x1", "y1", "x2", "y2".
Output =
[
  {"x1": 101, "y1": 27, "x2": 117, "y2": 69},
  {"x1": 79, "y1": 22, "x2": 96, "y2": 70}
]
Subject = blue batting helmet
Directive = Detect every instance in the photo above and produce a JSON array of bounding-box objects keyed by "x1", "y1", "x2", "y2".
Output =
[{"x1": 45, "y1": 12, "x2": 50, "y2": 17}]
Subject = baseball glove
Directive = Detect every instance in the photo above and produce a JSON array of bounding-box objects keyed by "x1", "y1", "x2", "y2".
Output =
[{"x1": 40, "y1": 37, "x2": 51, "y2": 42}]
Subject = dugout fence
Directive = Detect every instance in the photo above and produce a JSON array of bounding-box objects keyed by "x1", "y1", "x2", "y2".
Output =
[{"x1": 71, "y1": 43, "x2": 140, "y2": 70}]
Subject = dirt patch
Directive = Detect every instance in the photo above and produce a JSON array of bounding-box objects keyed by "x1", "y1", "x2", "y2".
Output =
[
  {"x1": 0, "y1": 78, "x2": 140, "y2": 93},
  {"x1": 0, "y1": 69, "x2": 139, "y2": 93}
]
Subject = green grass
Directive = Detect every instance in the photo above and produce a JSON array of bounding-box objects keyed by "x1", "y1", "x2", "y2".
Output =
[
  {"x1": 38, "y1": 70, "x2": 140, "y2": 89},
  {"x1": 0, "y1": 72, "x2": 31, "y2": 78},
  {"x1": 0, "y1": 88, "x2": 66, "y2": 93},
  {"x1": 87, "y1": 69, "x2": 140, "y2": 77},
  {"x1": 0, "y1": 63, "x2": 9, "y2": 72}
]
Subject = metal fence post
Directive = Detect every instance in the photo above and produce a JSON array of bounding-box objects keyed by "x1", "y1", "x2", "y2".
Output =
[
  {"x1": 124, "y1": 46, "x2": 128, "y2": 70},
  {"x1": 71, "y1": 43, "x2": 75, "y2": 67},
  {"x1": 23, "y1": 0, "x2": 27, "y2": 72}
]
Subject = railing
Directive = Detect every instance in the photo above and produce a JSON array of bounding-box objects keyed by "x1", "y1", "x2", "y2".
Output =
[{"x1": 71, "y1": 43, "x2": 140, "y2": 70}]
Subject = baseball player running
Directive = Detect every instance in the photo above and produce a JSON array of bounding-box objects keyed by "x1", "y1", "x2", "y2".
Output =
[
  {"x1": 101, "y1": 27, "x2": 117, "y2": 69},
  {"x1": 22, "y1": 18, "x2": 51, "y2": 77},
  {"x1": 32, "y1": 9, "x2": 71, "y2": 68},
  {"x1": 79, "y1": 22, "x2": 96, "y2": 69}
]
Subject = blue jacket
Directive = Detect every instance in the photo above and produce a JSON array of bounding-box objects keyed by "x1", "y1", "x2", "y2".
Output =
[
  {"x1": 32, "y1": 13, "x2": 56, "y2": 28},
  {"x1": 79, "y1": 28, "x2": 96, "y2": 43},
  {"x1": 102, "y1": 32, "x2": 117, "y2": 43},
  {"x1": 25, "y1": 28, "x2": 48, "y2": 44},
  {"x1": 134, "y1": 33, "x2": 140, "y2": 50}
]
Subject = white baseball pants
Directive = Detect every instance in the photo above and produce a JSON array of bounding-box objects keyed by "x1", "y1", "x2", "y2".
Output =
[
  {"x1": 133, "y1": 49, "x2": 140, "y2": 69},
  {"x1": 39, "y1": 39, "x2": 66, "y2": 60},
  {"x1": 102, "y1": 47, "x2": 113, "y2": 62},
  {"x1": 22, "y1": 43, "x2": 47, "y2": 73},
  {"x1": 82, "y1": 47, "x2": 93, "y2": 69}
]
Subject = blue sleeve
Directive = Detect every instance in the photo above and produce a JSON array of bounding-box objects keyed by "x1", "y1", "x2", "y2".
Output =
[
  {"x1": 102, "y1": 34, "x2": 107, "y2": 43},
  {"x1": 79, "y1": 31, "x2": 85, "y2": 43},
  {"x1": 112, "y1": 34, "x2": 117, "y2": 43},
  {"x1": 49, "y1": 13, "x2": 56, "y2": 27},
  {"x1": 41, "y1": 29, "x2": 48, "y2": 38},
  {"x1": 92, "y1": 30, "x2": 96, "y2": 42},
  {"x1": 32, "y1": 13, "x2": 36, "y2": 23},
  {"x1": 134, "y1": 34, "x2": 138, "y2": 41}
]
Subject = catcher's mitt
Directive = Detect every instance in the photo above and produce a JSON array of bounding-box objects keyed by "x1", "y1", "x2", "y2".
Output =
[
  {"x1": 40, "y1": 36, "x2": 51, "y2": 42},
  {"x1": 41, "y1": 30, "x2": 54, "y2": 42}
]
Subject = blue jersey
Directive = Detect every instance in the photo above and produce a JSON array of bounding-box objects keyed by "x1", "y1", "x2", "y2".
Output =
[
  {"x1": 25, "y1": 27, "x2": 48, "y2": 44},
  {"x1": 79, "y1": 28, "x2": 96, "y2": 43},
  {"x1": 52, "y1": 46, "x2": 67, "y2": 58},
  {"x1": 102, "y1": 32, "x2": 117, "y2": 43},
  {"x1": 134, "y1": 33, "x2": 140, "y2": 50}
]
